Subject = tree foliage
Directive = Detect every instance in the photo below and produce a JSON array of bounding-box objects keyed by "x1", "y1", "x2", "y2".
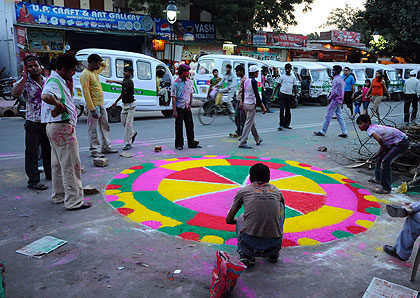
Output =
[
  {"x1": 307, "y1": 32, "x2": 319, "y2": 40},
  {"x1": 363, "y1": 0, "x2": 420, "y2": 62},
  {"x1": 129, "y1": 0, "x2": 313, "y2": 41}
]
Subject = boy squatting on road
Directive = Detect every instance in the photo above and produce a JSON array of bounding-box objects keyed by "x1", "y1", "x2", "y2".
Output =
[
  {"x1": 107, "y1": 66, "x2": 137, "y2": 151},
  {"x1": 226, "y1": 163, "x2": 285, "y2": 266}
]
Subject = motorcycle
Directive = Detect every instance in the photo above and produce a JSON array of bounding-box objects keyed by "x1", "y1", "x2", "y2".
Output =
[
  {"x1": 0, "y1": 77, "x2": 17, "y2": 100},
  {"x1": 14, "y1": 96, "x2": 26, "y2": 118}
]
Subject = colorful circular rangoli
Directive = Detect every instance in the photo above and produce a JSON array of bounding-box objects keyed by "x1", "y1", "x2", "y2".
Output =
[{"x1": 105, "y1": 155, "x2": 380, "y2": 247}]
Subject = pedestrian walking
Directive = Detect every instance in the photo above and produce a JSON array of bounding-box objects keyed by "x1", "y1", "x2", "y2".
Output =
[
  {"x1": 402, "y1": 70, "x2": 420, "y2": 125},
  {"x1": 342, "y1": 67, "x2": 356, "y2": 117},
  {"x1": 261, "y1": 66, "x2": 273, "y2": 113},
  {"x1": 362, "y1": 79, "x2": 371, "y2": 115},
  {"x1": 216, "y1": 64, "x2": 235, "y2": 114},
  {"x1": 11, "y1": 55, "x2": 51, "y2": 191},
  {"x1": 314, "y1": 65, "x2": 348, "y2": 138},
  {"x1": 171, "y1": 64, "x2": 201, "y2": 150},
  {"x1": 366, "y1": 70, "x2": 390, "y2": 120},
  {"x1": 351, "y1": 85, "x2": 363, "y2": 119},
  {"x1": 41, "y1": 54, "x2": 92, "y2": 210},
  {"x1": 356, "y1": 114, "x2": 409, "y2": 194},
  {"x1": 271, "y1": 63, "x2": 297, "y2": 130},
  {"x1": 107, "y1": 66, "x2": 137, "y2": 151},
  {"x1": 80, "y1": 54, "x2": 117, "y2": 157},
  {"x1": 238, "y1": 65, "x2": 266, "y2": 149},
  {"x1": 229, "y1": 64, "x2": 247, "y2": 138}
]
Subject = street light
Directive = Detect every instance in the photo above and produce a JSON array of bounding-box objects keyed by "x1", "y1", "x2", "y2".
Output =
[
  {"x1": 164, "y1": 1, "x2": 179, "y2": 73},
  {"x1": 373, "y1": 30, "x2": 380, "y2": 43}
]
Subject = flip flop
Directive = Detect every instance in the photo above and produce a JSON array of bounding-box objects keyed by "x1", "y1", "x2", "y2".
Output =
[
  {"x1": 383, "y1": 245, "x2": 406, "y2": 261},
  {"x1": 28, "y1": 183, "x2": 48, "y2": 190},
  {"x1": 68, "y1": 202, "x2": 92, "y2": 211},
  {"x1": 386, "y1": 205, "x2": 408, "y2": 217}
]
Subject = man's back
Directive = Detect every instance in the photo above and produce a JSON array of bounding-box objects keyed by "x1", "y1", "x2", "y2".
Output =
[{"x1": 404, "y1": 77, "x2": 419, "y2": 94}]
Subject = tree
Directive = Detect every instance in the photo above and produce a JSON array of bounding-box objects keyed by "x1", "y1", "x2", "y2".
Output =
[
  {"x1": 307, "y1": 32, "x2": 320, "y2": 40},
  {"x1": 129, "y1": 0, "x2": 313, "y2": 41},
  {"x1": 363, "y1": 0, "x2": 420, "y2": 62}
]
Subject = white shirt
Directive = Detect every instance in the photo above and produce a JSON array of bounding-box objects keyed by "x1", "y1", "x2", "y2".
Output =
[
  {"x1": 243, "y1": 78, "x2": 256, "y2": 104},
  {"x1": 277, "y1": 74, "x2": 297, "y2": 95},
  {"x1": 41, "y1": 71, "x2": 77, "y2": 126},
  {"x1": 403, "y1": 77, "x2": 420, "y2": 95}
]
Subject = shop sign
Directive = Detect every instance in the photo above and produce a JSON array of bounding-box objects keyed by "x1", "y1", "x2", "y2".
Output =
[
  {"x1": 16, "y1": 2, "x2": 154, "y2": 32},
  {"x1": 155, "y1": 19, "x2": 216, "y2": 41},
  {"x1": 16, "y1": 26, "x2": 27, "y2": 49},
  {"x1": 257, "y1": 47, "x2": 269, "y2": 53},
  {"x1": 27, "y1": 29, "x2": 65, "y2": 53},
  {"x1": 331, "y1": 30, "x2": 361, "y2": 44},
  {"x1": 248, "y1": 31, "x2": 307, "y2": 47}
]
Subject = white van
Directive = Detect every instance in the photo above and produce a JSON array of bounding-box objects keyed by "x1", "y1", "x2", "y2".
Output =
[
  {"x1": 389, "y1": 64, "x2": 420, "y2": 81},
  {"x1": 355, "y1": 63, "x2": 404, "y2": 100},
  {"x1": 73, "y1": 49, "x2": 173, "y2": 122},
  {"x1": 193, "y1": 55, "x2": 268, "y2": 101},
  {"x1": 318, "y1": 62, "x2": 367, "y2": 87},
  {"x1": 290, "y1": 62, "x2": 332, "y2": 106}
]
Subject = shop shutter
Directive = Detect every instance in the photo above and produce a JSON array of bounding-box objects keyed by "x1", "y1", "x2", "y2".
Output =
[{"x1": 64, "y1": 0, "x2": 80, "y2": 8}]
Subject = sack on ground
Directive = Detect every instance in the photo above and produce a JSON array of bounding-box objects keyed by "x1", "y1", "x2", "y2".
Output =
[{"x1": 209, "y1": 250, "x2": 246, "y2": 298}]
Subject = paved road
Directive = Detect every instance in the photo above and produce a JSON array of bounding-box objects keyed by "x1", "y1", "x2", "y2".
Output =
[{"x1": 1, "y1": 100, "x2": 419, "y2": 298}]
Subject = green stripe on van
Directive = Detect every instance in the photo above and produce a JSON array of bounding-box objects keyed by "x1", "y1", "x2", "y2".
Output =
[{"x1": 101, "y1": 83, "x2": 157, "y2": 96}]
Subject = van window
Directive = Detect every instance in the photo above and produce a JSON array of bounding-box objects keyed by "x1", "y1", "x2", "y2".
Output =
[
  {"x1": 197, "y1": 59, "x2": 214, "y2": 74},
  {"x1": 387, "y1": 70, "x2": 400, "y2": 81},
  {"x1": 76, "y1": 56, "x2": 111, "y2": 78},
  {"x1": 221, "y1": 61, "x2": 232, "y2": 74},
  {"x1": 137, "y1": 61, "x2": 152, "y2": 80},
  {"x1": 354, "y1": 69, "x2": 365, "y2": 81},
  {"x1": 404, "y1": 69, "x2": 413, "y2": 80},
  {"x1": 116, "y1": 59, "x2": 133, "y2": 78},
  {"x1": 365, "y1": 68, "x2": 374, "y2": 79},
  {"x1": 310, "y1": 69, "x2": 329, "y2": 81},
  {"x1": 100, "y1": 57, "x2": 111, "y2": 78},
  {"x1": 233, "y1": 61, "x2": 245, "y2": 71}
]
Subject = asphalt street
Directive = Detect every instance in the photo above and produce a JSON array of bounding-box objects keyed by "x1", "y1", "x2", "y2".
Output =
[{"x1": 1, "y1": 100, "x2": 420, "y2": 297}]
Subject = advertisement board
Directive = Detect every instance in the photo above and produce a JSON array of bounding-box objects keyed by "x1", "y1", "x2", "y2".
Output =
[
  {"x1": 249, "y1": 31, "x2": 307, "y2": 47},
  {"x1": 15, "y1": 2, "x2": 154, "y2": 32},
  {"x1": 331, "y1": 30, "x2": 361, "y2": 44},
  {"x1": 155, "y1": 19, "x2": 216, "y2": 41}
]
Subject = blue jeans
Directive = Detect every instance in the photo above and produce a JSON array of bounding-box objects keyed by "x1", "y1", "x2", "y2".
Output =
[
  {"x1": 362, "y1": 101, "x2": 370, "y2": 112},
  {"x1": 354, "y1": 103, "x2": 361, "y2": 115},
  {"x1": 320, "y1": 100, "x2": 348, "y2": 135},
  {"x1": 375, "y1": 138, "x2": 410, "y2": 191},
  {"x1": 236, "y1": 214, "x2": 283, "y2": 258}
]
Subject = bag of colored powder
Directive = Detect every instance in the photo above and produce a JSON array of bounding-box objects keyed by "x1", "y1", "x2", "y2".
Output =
[{"x1": 209, "y1": 250, "x2": 246, "y2": 298}]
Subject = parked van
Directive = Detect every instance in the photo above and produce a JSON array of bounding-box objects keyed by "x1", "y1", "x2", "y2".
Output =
[
  {"x1": 265, "y1": 60, "x2": 301, "y2": 108},
  {"x1": 318, "y1": 62, "x2": 366, "y2": 87},
  {"x1": 355, "y1": 63, "x2": 404, "y2": 100},
  {"x1": 74, "y1": 49, "x2": 173, "y2": 122},
  {"x1": 290, "y1": 62, "x2": 331, "y2": 106},
  {"x1": 389, "y1": 64, "x2": 420, "y2": 81},
  {"x1": 193, "y1": 55, "x2": 268, "y2": 101}
]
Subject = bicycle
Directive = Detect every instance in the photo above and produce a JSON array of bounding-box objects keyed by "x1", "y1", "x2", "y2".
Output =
[{"x1": 198, "y1": 94, "x2": 235, "y2": 125}]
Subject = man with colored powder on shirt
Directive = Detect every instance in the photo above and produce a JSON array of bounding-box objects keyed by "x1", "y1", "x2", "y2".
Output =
[
  {"x1": 41, "y1": 54, "x2": 91, "y2": 210},
  {"x1": 80, "y1": 54, "x2": 117, "y2": 157},
  {"x1": 314, "y1": 65, "x2": 348, "y2": 138},
  {"x1": 226, "y1": 163, "x2": 285, "y2": 266},
  {"x1": 11, "y1": 55, "x2": 51, "y2": 191},
  {"x1": 171, "y1": 64, "x2": 201, "y2": 150}
]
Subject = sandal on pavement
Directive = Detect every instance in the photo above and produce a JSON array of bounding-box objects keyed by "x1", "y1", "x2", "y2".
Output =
[
  {"x1": 383, "y1": 245, "x2": 405, "y2": 261},
  {"x1": 386, "y1": 205, "x2": 408, "y2": 217},
  {"x1": 374, "y1": 188, "x2": 391, "y2": 194},
  {"x1": 256, "y1": 138, "x2": 263, "y2": 146},
  {"x1": 368, "y1": 178, "x2": 380, "y2": 184},
  {"x1": 68, "y1": 202, "x2": 92, "y2": 211},
  {"x1": 28, "y1": 183, "x2": 48, "y2": 190}
]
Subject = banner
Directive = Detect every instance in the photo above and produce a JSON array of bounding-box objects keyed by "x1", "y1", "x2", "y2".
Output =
[
  {"x1": 155, "y1": 19, "x2": 216, "y2": 41},
  {"x1": 15, "y1": 2, "x2": 154, "y2": 32},
  {"x1": 248, "y1": 31, "x2": 307, "y2": 47},
  {"x1": 331, "y1": 30, "x2": 361, "y2": 44},
  {"x1": 16, "y1": 26, "x2": 27, "y2": 49}
]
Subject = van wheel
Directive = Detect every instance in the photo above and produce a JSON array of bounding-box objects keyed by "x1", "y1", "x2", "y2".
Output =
[
  {"x1": 290, "y1": 96, "x2": 299, "y2": 109},
  {"x1": 107, "y1": 106, "x2": 121, "y2": 123},
  {"x1": 319, "y1": 96, "x2": 328, "y2": 106},
  {"x1": 161, "y1": 110, "x2": 173, "y2": 118}
]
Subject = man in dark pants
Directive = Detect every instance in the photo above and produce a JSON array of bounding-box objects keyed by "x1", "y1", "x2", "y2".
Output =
[
  {"x1": 271, "y1": 63, "x2": 297, "y2": 130},
  {"x1": 261, "y1": 66, "x2": 273, "y2": 113},
  {"x1": 403, "y1": 70, "x2": 419, "y2": 125},
  {"x1": 342, "y1": 67, "x2": 355, "y2": 116},
  {"x1": 11, "y1": 55, "x2": 51, "y2": 190},
  {"x1": 171, "y1": 64, "x2": 201, "y2": 150},
  {"x1": 229, "y1": 64, "x2": 247, "y2": 138}
]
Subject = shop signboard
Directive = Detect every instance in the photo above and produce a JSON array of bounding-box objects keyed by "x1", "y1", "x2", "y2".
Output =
[
  {"x1": 331, "y1": 30, "x2": 361, "y2": 44},
  {"x1": 15, "y1": 2, "x2": 154, "y2": 33},
  {"x1": 155, "y1": 19, "x2": 216, "y2": 41},
  {"x1": 247, "y1": 31, "x2": 307, "y2": 47},
  {"x1": 16, "y1": 26, "x2": 27, "y2": 49}
]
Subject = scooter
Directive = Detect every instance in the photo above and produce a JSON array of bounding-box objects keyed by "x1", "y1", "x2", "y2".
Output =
[{"x1": 0, "y1": 77, "x2": 16, "y2": 100}]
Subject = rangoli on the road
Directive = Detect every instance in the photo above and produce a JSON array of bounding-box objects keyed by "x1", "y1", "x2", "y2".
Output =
[{"x1": 105, "y1": 155, "x2": 380, "y2": 247}]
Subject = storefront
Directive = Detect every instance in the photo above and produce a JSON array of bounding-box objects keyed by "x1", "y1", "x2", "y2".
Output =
[{"x1": 14, "y1": 2, "x2": 155, "y2": 70}]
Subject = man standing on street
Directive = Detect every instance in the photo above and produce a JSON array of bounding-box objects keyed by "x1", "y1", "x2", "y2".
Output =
[
  {"x1": 171, "y1": 64, "x2": 201, "y2": 150},
  {"x1": 238, "y1": 65, "x2": 266, "y2": 149},
  {"x1": 271, "y1": 63, "x2": 297, "y2": 131},
  {"x1": 229, "y1": 64, "x2": 247, "y2": 138},
  {"x1": 11, "y1": 55, "x2": 51, "y2": 191},
  {"x1": 80, "y1": 54, "x2": 117, "y2": 157},
  {"x1": 41, "y1": 54, "x2": 91, "y2": 210},
  {"x1": 226, "y1": 163, "x2": 285, "y2": 266},
  {"x1": 403, "y1": 70, "x2": 420, "y2": 126},
  {"x1": 342, "y1": 66, "x2": 356, "y2": 117},
  {"x1": 314, "y1": 65, "x2": 348, "y2": 138},
  {"x1": 261, "y1": 66, "x2": 273, "y2": 113}
]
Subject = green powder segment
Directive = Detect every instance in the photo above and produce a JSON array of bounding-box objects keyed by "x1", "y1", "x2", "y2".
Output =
[{"x1": 206, "y1": 165, "x2": 251, "y2": 185}]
